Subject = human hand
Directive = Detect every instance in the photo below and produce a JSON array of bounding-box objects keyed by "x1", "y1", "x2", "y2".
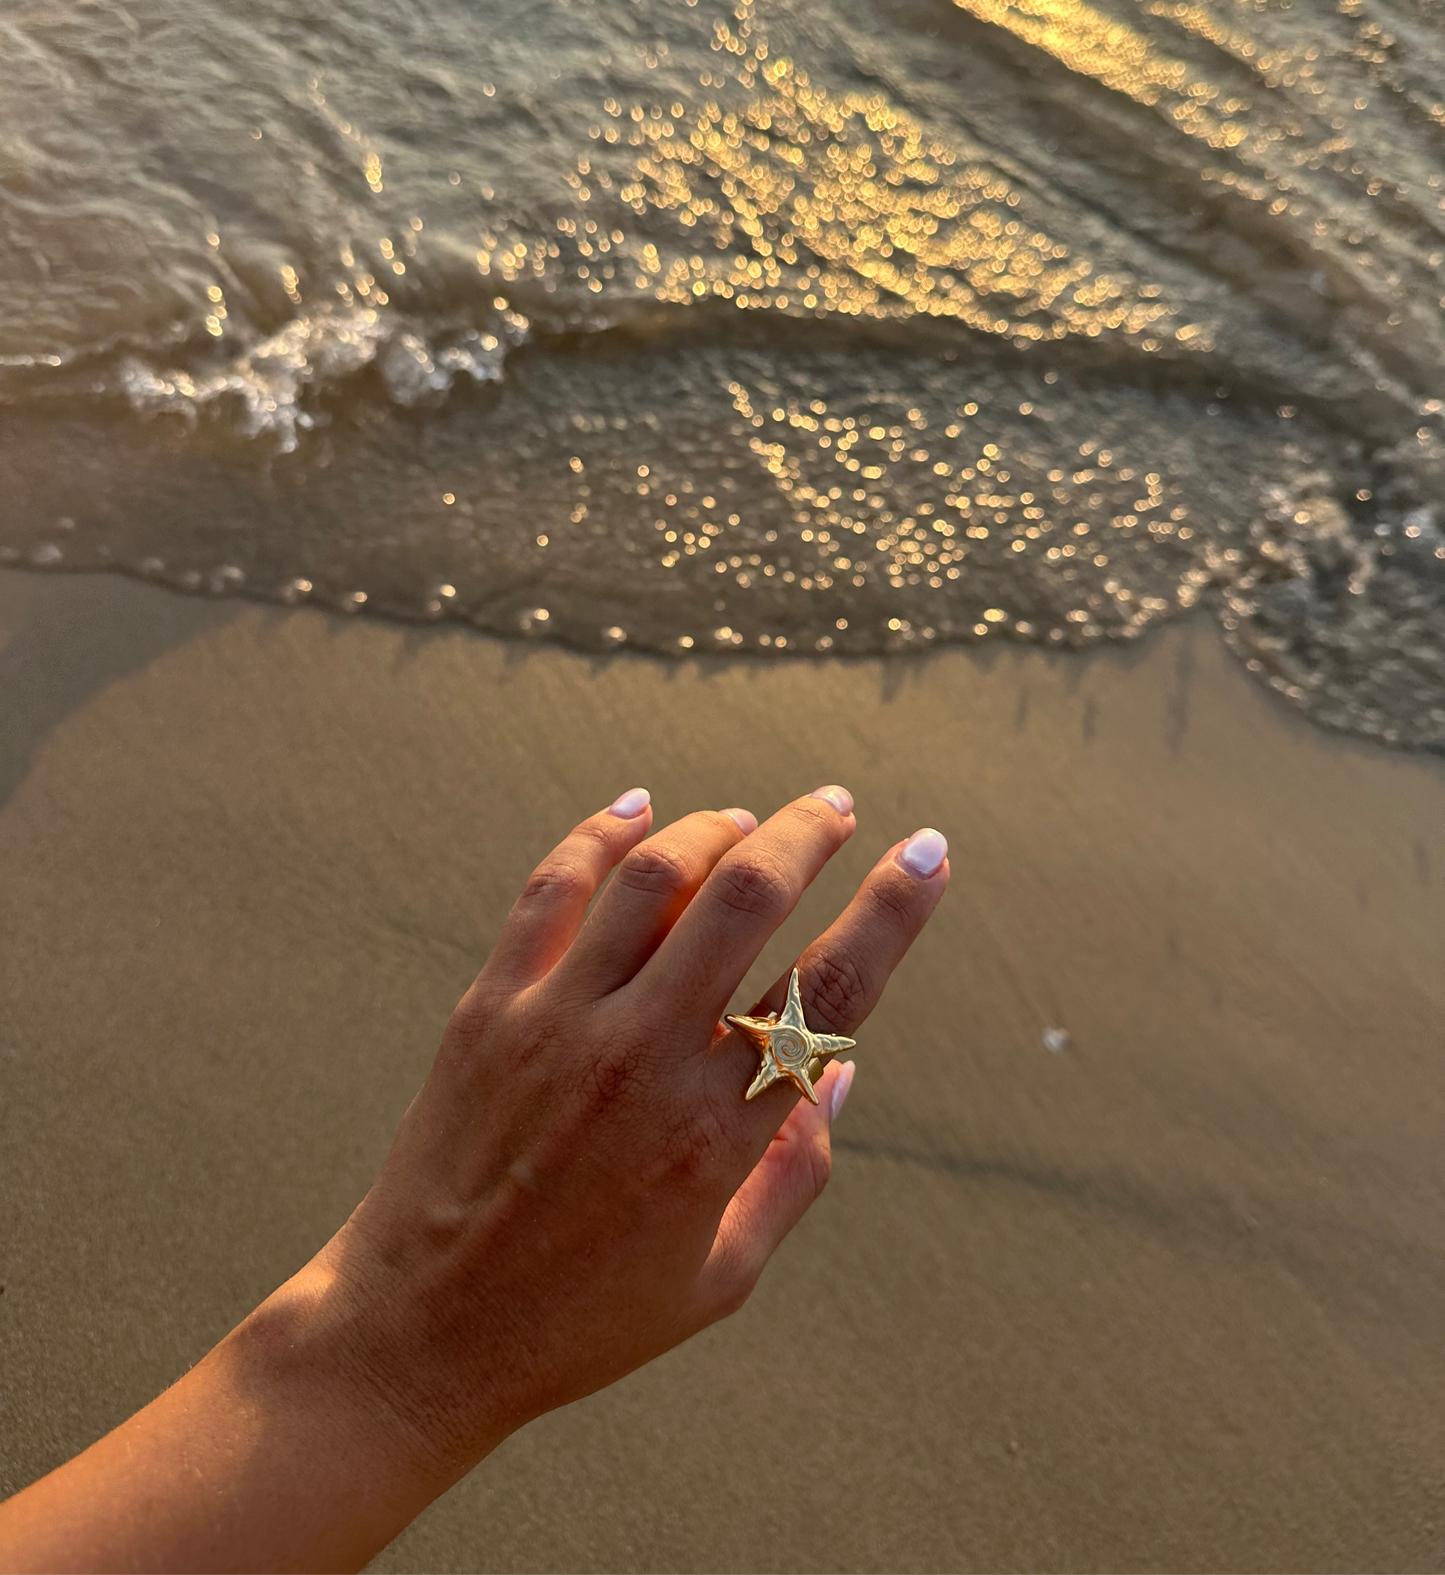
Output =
[
  {"x1": 312, "y1": 785, "x2": 949, "y2": 1479},
  {"x1": 0, "y1": 786, "x2": 949, "y2": 1574}
]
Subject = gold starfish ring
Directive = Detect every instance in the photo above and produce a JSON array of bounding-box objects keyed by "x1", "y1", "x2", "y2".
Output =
[{"x1": 725, "y1": 968, "x2": 857, "y2": 1105}]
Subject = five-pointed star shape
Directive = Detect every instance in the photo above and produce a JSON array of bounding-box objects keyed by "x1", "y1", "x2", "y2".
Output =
[{"x1": 725, "y1": 968, "x2": 856, "y2": 1105}]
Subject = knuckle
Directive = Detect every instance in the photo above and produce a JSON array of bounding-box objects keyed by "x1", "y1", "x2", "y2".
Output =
[
  {"x1": 796, "y1": 795, "x2": 841, "y2": 831},
  {"x1": 866, "y1": 869, "x2": 923, "y2": 928},
  {"x1": 614, "y1": 843, "x2": 693, "y2": 900},
  {"x1": 570, "y1": 818, "x2": 615, "y2": 856},
  {"x1": 711, "y1": 853, "x2": 793, "y2": 922},
  {"x1": 519, "y1": 859, "x2": 589, "y2": 908},
  {"x1": 805, "y1": 951, "x2": 870, "y2": 1032}
]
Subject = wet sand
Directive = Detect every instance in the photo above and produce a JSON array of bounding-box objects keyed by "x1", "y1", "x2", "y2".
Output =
[{"x1": 1, "y1": 569, "x2": 1442, "y2": 1572}]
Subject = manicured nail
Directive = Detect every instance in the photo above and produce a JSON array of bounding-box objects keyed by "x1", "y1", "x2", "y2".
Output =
[
  {"x1": 723, "y1": 807, "x2": 758, "y2": 834},
  {"x1": 898, "y1": 827, "x2": 947, "y2": 878},
  {"x1": 608, "y1": 787, "x2": 651, "y2": 819},
  {"x1": 811, "y1": 784, "x2": 854, "y2": 816},
  {"x1": 830, "y1": 1060, "x2": 856, "y2": 1120}
]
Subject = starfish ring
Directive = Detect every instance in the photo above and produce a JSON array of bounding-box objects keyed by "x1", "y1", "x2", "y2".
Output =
[{"x1": 725, "y1": 968, "x2": 856, "y2": 1105}]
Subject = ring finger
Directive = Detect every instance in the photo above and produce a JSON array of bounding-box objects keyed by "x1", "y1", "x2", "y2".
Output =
[{"x1": 710, "y1": 826, "x2": 950, "y2": 1146}]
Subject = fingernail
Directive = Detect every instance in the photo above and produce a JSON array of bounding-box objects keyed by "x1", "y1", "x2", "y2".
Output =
[
  {"x1": 608, "y1": 787, "x2": 651, "y2": 819},
  {"x1": 830, "y1": 1060, "x2": 856, "y2": 1120},
  {"x1": 811, "y1": 784, "x2": 854, "y2": 816},
  {"x1": 898, "y1": 827, "x2": 947, "y2": 878},
  {"x1": 723, "y1": 807, "x2": 758, "y2": 834}
]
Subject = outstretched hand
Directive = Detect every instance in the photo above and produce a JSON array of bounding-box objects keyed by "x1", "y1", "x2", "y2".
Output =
[
  {"x1": 329, "y1": 785, "x2": 949, "y2": 1462},
  {"x1": 0, "y1": 786, "x2": 948, "y2": 1574}
]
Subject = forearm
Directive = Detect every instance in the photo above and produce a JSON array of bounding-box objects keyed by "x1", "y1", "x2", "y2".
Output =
[{"x1": 0, "y1": 1245, "x2": 483, "y2": 1574}]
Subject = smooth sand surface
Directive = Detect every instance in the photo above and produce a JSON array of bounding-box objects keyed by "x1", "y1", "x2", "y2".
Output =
[{"x1": 1, "y1": 570, "x2": 1443, "y2": 1572}]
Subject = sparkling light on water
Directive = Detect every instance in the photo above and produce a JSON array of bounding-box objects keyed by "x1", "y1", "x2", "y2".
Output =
[{"x1": 1, "y1": 0, "x2": 1443, "y2": 749}]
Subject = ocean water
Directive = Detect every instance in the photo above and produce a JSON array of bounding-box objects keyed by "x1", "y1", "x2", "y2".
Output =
[{"x1": 3, "y1": 0, "x2": 1444, "y2": 751}]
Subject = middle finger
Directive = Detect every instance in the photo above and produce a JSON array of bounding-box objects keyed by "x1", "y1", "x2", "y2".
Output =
[
  {"x1": 632, "y1": 786, "x2": 856, "y2": 1025},
  {"x1": 555, "y1": 807, "x2": 756, "y2": 996}
]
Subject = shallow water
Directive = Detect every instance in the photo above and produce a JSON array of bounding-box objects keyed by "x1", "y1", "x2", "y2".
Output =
[{"x1": 2, "y1": 0, "x2": 1444, "y2": 749}]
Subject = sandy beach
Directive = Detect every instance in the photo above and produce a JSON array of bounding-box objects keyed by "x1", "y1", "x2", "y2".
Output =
[{"x1": 1, "y1": 568, "x2": 1443, "y2": 1572}]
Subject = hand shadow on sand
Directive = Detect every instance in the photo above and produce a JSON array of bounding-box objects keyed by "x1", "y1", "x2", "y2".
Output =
[{"x1": 0, "y1": 571, "x2": 241, "y2": 811}]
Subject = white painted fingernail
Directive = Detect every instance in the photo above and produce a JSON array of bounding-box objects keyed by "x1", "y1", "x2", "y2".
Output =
[
  {"x1": 898, "y1": 827, "x2": 947, "y2": 878},
  {"x1": 608, "y1": 787, "x2": 651, "y2": 819},
  {"x1": 723, "y1": 807, "x2": 758, "y2": 834},
  {"x1": 811, "y1": 784, "x2": 854, "y2": 815},
  {"x1": 830, "y1": 1060, "x2": 856, "y2": 1120}
]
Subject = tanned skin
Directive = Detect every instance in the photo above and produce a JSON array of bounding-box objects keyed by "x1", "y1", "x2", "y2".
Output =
[{"x1": 0, "y1": 786, "x2": 948, "y2": 1573}]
